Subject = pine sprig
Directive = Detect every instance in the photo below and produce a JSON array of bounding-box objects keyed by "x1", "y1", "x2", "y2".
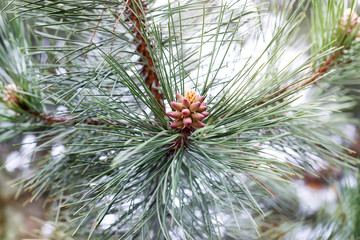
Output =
[{"x1": 1, "y1": 0, "x2": 360, "y2": 239}]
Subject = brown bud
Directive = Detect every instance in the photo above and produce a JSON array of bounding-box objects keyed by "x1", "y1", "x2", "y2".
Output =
[
  {"x1": 181, "y1": 109, "x2": 191, "y2": 117},
  {"x1": 182, "y1": 98, "x2": 190, "y2": 108},
  {"x1": 170, "y1": 120, "x2": 184, "y2": 128},
  {"x1": 190, "y1": 102, "x2": 200, "y2": 112},
  {"x1": 176, "y1": 93, "x2": 184, "y2": 103},
  {"x1": 170, "y1": 101, "x2": 184, "y2": 111},
  {"x1": 3, "y1": 84, "x2": 20, "y2": 105},
  {"x1": 197, "y1": 96, "x2": 205, "y2": 103},
  {"x1": 191, "y1": 113, "x2": 205, "y2": 121},
  {"x1": 192, "y1": 121, "x2": 205, "y2": 128},
  {"x1": 183, "y1": 117, "x2": 192, "y2": 127},
  {"x1": 167, "y1": 111, "x2": 182, "y2": 119},
  {"x1": 201, "y1": 112, "x2": 209, "y2": 117},
  {"x1": 198, "y1": 105, "x2": 207, "y2": 112}
]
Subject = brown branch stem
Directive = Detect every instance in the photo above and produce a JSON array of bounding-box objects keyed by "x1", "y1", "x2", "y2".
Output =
[
  {"x1": 27, "y1": 111, "x2": 119, "y2": 126},
  {"x1": 126, "y1": 0, "x2": 164, "y2": 109},
  {"x1": 258, "y1": 19, "x2": 360, "y2": 107},
  {"x1": 256, "y1": 48, "x2": 344, "y2": 106}
]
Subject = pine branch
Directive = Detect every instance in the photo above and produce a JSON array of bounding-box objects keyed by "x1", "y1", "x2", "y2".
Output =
[
  {"x1": 3, "y1": 0, "x2": 167, "y2": 127},
  {"x1": 258, "y1": 5, "x2": 360, "y2": 107},
  {"x1": 2, "y1": 0, "x2": 360, "y2": 239}
]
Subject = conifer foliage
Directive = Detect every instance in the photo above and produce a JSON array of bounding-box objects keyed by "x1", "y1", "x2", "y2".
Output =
[{"x1": 1, "y1": 0, "x2": 360, "y2": 239}]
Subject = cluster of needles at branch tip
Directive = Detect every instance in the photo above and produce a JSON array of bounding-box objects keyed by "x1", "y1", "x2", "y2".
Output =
[
  {"x1": 2, "y1": 1, "x2": 360, "y2": 238},
  {"x1": 2, "y1": 8, "x2": 359, "y2": 131},
  {"x1": 3, "y1": 84, "x2": 20, "y2": 106},
  {"x1": 168, "y1": 89, "x2": 209, "y2": 129}
]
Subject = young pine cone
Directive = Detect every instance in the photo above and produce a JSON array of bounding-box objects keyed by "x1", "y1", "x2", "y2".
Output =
[
  {"x1": 340, "y1": 9, "x2": 360, "y2": 35},
  {"x1": 3, "y1": 84, "x2": 20, "y2": 106},
  {"x1": 167, "y1": 89, "x2": 209, "y2": 129}
]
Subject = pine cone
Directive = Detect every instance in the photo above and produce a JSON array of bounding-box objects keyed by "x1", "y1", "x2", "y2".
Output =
[
  {"x1": 3, "y1": 84, "x2": 20, "y2": 106},
  {"x1": 167, "y1": 89, "x2": 209, "y2": 129},
  {"x1": 340, "y1": 9, "x2": 360, "y2": 35}
]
